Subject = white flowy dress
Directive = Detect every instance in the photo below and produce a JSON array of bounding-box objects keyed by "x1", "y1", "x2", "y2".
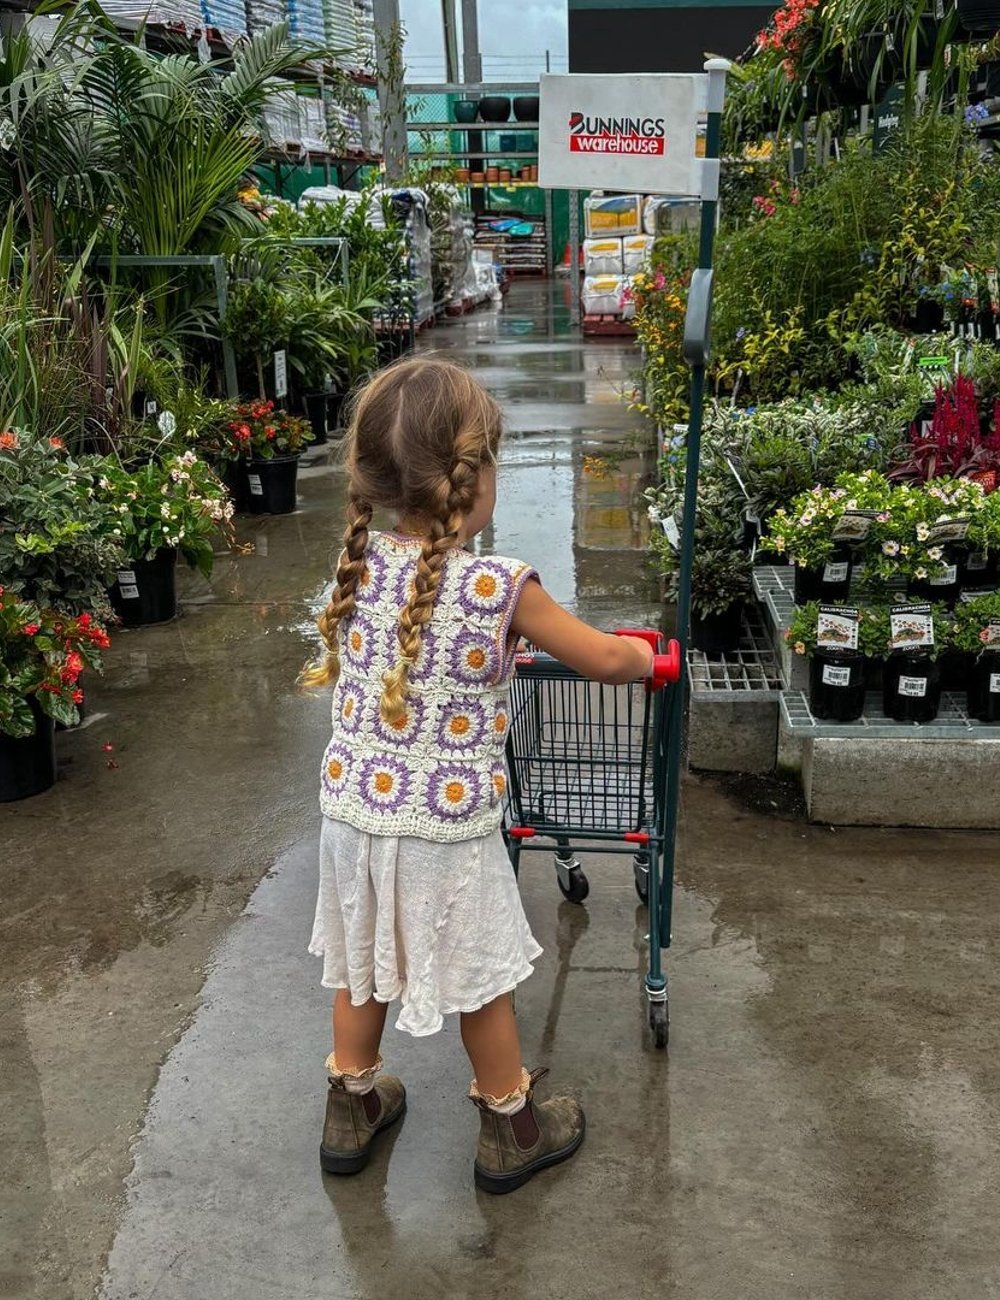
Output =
[{"x1": 309, "y1": 817, "x2": 543, "y2": 1037}]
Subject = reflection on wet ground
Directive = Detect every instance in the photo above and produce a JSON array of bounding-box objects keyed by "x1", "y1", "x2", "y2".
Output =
[{"x1": 5, "y1": 282, "x2": 1000, "y2": 1300}]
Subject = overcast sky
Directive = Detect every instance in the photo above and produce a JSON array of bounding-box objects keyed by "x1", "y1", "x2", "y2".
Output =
[{"x1": 399, "y1": 0, "x2": 568, "y2": 80}]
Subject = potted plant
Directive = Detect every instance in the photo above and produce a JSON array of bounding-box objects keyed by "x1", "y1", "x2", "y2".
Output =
[
  {"x1": 95, "y1": 452, "x2": 234, "y2": 626},
  {"x1": 222, "y1": 277, "x2": 290, "y2": 402},
  {"x1": 788, "y1": 602, "x2": 868, "y2": 722},
  {"x1": 0, "y1": 592, "x2": 110, "y2": 800},
  {"x1": 949, "y1": 592, "x2": 1000, "y2": 720},
  {"x1": 223, "y1": 401, "x2": 313, "y2": 516},
  {"x1": 763, "y1": 483, "x2": 862, "y2": 603},
  {"x1": 653, "y1": 501, "x2": 752, "y2": 656},
  {"x1": 882, "y1": 601, "x2": 943, "y2": 723}
]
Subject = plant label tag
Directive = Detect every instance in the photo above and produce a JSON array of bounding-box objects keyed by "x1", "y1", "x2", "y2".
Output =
[
  {"x1": 930, "y1": 565, "x2": 959, "y2": 586},
  {"x1": 662, "y1": 517, "x2": 680, "y2": 549},
  {"x1": 248, "y1": 474, "x2": 264, "y2": 496},
  {"x1": 967, "y1": 551, "x2": 989, "y2": 571},
  {"x1": 822, "y1": 664, "x2": 853, "y2": 688},
  {"x1": 817, "y1": 605, "x2": 860, "y2": 651},
  {"x1": 119, "y1": 585, "x2": 140, "y2": 601},
  {"x1": 960, "y1": 588, "x2": 1000, "y2": 603},
  {"x1": 891, "y1": 604, "x2": 934, "y2": 650},
  {"x1": 117, "y1": 569, "x2": 137, "y2": 586},
  {"x1": 274, "y1": 350, "x2": 288, "y2": 399},
  {"x1": 928, "y1": 517, "x2": 970, "y2": 544},
  {"x1": 144, "y1": 399, "x2": 158, "y2": 417},
  {"x1": 822, "y1": 561, "x2": 850, "y2": 584},
  {"x1": 990, "y1": 673, "x2": 1000, "y2": 695},
  {"x1": 982, "y1": 621, "x2": 1000, "y2": 648},
  {"x1": 898, "y1": 675, "x2": 928, "y2": 699},
  {"x1": 833, "y1": 510, "x2": 878, "y2": 543}
]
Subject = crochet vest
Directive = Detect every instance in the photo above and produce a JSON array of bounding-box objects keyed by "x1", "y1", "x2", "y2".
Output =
[{"x1": 319, "y1": 530, "x2": 537, "y2": 842}]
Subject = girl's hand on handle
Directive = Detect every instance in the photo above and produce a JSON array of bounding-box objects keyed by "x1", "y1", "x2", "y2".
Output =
[{"x1": 511, "y1": 578, "x2": 657, "y2": 686}]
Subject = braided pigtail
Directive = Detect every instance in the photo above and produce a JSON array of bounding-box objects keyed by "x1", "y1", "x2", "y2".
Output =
[
  {"x1": 379, "y1": 438, "x2": 482, "y2": 723},
  {"x1": 299, "y1": 495, "x2": 373, "y2": 690}
]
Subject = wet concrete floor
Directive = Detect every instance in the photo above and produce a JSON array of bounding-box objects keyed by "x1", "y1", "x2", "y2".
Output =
[{"x1": 3, "y1": 282, "x2": 1000, "y2": 1299}]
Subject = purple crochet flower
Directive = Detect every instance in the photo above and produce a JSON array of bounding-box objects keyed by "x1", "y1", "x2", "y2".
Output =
[
  {"x1": 355, "y1": 547, "x2": 387, "y2": 605},
  {"x1": 358, "y1": 755, "x2": 411, "y2": 813},
  {"x1": 336, "y1": 682, "x2": 366, "y2": 736},
  {"x1": 342, "y1": 611, "x2": 376, "y2": 673},
  {"x1": 373, "y1": 694, "x2": 426, "y2": 748},
  {"x1": 450, "y1": 628, "x2": 499, "y2": 685},
  {"x1": 321, "y1": 743, "x2": 352, "y2": 797},
  {"x1": 458, "y1": 561, "x2": 512, "y2": 616},
  {"x1": 437, "y1": 698, "x2": 489, "y2": 752},
  {"x1": 427, "y1": 764, "x2": 483, "y2": 821}
]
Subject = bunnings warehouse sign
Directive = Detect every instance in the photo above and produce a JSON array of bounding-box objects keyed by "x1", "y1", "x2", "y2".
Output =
[{"x1": 539, "y1": 72, "x2": 705, "y2": 194}]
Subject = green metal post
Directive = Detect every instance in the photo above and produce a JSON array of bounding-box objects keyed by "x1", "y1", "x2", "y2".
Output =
[{"x1": 658, "y1": 59, "x2": 729, "y2": 950}]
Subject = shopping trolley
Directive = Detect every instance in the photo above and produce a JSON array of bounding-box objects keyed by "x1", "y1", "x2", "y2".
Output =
[{"x1": 502, "y1": 631, "x2": 682, "y2": 1048}]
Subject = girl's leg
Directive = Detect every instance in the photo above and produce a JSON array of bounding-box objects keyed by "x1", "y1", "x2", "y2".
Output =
[
  {"x1": 332, "y1": 990, "x2": 388, "y2": 1072},
  {"x1": 460, "y1": 993, "x2": 523, "y2": 1098}
]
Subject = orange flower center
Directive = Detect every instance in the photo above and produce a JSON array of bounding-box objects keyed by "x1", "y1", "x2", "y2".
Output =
[
  {"x1": 327, "y1": 760, "x2": 343, "y2": 780},
  {"x1": 350, "y1": 630, "x2": 362, "y2": 652},
  {"x1": 450, "y1": 716, "x2": 470, "y2": 735},
  {"x1": 493, "y1": 774, "x2": 506, "y2": 795},
  {"x1": 374, "y1": 772, "x2": 394, "y2": 794},
  {"x1": 445, "y1": 781, "x2": 465, "y2": 804},
  {"x1": 475, "y1": 574, "x2": 497, "y2": 597},
  {"x1": 467, "y1": 648, "x2": 486, "y2": 669},
  {"x1": 494, "y1": 714, "x2": 507, "y2": 733},
  {"x1": 343, "y1": 698, "x2": 354, "y2": 718},
  {"x1": 390, "y1": 712, "x2": 409, "y2": 731}
]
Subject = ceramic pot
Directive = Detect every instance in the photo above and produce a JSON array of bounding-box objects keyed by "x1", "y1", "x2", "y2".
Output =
[
  {"x1": 479, "y1": 96, "x2": 511, "y2": 123},
  {"x1": 513, "y1": 95, "x2": 539, "y2": 121}
]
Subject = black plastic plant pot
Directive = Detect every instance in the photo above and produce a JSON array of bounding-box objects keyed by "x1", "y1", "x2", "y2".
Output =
[
  {"x1": 513, "y1": 95, "x2": 540, "y2": 121},
  {"x1": 303, "y1": 392, "x2": 328, "y2": 446},
  {"x1": 221, "y1": 459, "x2": 252, "y2": 514},
  {"x1": 247, "y1": 455, "x2": 299, "y2": 515},
  {"x1": 937, "y1": 649, "x2": 973, "y2": 693},
  {"x1": 453, "y1": 98, "x2": 479, "y2": 122},
  {"x1": 957, "y1": 0, "x2": 1000, "y2": 37},
  {"x1": 109, "y1": 548, "x2": 178, "y2": 627},
  {"x1": 793, "y1": 545, "x2": 853, "y2": 605},
  {"x1": 978, "y1": 309, "x2": 998, "y2": 343},
  {"x1": 0, "y1": 700, "x2": 56, "y2": 802},
  {"x1": 478, "y1": 95, "x2": 512, "y2": 122},
  {"x1": 961, "y1": 546, "x2": 995, "y2": 585},
  {"x1": 882, "y1": 651, "x2": 942, "y2": 724},
  {"x1": 908, "y1": 543, "x2": 963, "y2": 606},
  {"x1": 809, "y1": 649, "x2": 866, "y2": 722},
  {"x1": 913, "y1": 299, "x2": 945, "y2": 334},
  {"x1": 326, "y1": 392, "x2": 346, "y2": 436},
  {"x1": 690, "y1": 602, "x2": 744, "y2": 657},
  {"x1": 967, "y1": 650, "x2": 1000, "y2": 721}
]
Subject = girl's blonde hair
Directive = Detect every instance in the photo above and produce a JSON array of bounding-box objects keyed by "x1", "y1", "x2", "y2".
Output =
[{"x1": 299, "y1": 356, "x2": 502, "y2": 722}]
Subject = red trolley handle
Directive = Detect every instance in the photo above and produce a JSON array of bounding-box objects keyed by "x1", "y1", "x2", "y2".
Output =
[{"x1": 615, "y1": 629, "x2": 682, "y2": 692}]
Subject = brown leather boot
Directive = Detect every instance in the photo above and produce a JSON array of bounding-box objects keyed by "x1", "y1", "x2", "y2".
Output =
[
  {"x1": 471, "y1": 1067, "x2": 585, "y2": 1194},
  {"x1": 320, "y1": 1061, "x2": 406, "y2": 1175}
]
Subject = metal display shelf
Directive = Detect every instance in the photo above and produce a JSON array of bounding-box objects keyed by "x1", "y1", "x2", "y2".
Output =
[
  {"x1": 781, "y1": 689, "x2": 999, "y2": 740},
  {"x1": 406, "y1": 122, "x2": 539, "y2": 131},
  {"x1": 688, "y1": 606, "x2": 783, "y2": 697}
]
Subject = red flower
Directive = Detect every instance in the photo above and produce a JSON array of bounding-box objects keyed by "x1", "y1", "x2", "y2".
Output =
[
  {"x1": 101, "y1": 741, "x2": 114, "y2": 753},
  {"x1": 78, "y1": 613, "x2": 91, "y2": 629},
  {"x1": 49, "y1": 436, "x2": 65, "y2": 449},
  {"x1": 22, "y1": 623, "x2": 40, "y2": 636},
  {"x1": 0, "y1": 431, "x2": 19, "y2": 451},
  {"x1": 266, "y1": 427, "x2": 276, "y2": 439},
  {"x1": 66, "y1": 651, "x2": 84, "y2": 673}
]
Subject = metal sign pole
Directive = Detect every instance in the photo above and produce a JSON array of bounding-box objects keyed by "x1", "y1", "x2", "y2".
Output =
[{"x1": 657, "y1": 58, "x2": 729, "y2": 951}]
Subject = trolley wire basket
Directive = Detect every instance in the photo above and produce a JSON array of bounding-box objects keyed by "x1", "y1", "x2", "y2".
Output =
[{"x1": 503, "y1": 631, "x2": 681, "y2": 1047}]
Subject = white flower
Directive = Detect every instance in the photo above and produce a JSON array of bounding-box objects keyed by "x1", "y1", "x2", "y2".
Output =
[
  {"x1": 180, "y1": 450, "x2": 197, "y2": 467},
  {"x1": 915, "y1": 567, "x2": 928, "y2": 579},
  {"x1": 916, "y1": 523, "x2": 930, "y2": 541},
  {"x1": 882, "y1": 541, "x2": 900, "y2": 557},
  {"x1": 160, "y1": 503, "x2": 172, "y2": 518},
  {"x1": 99, "y1": 476, "x2": 111, "y2": 490},
  {"x1": 157, "y1": 410, "x2": 177, "y2": 437},
  {"x1": 927, "y1": 546, "x2": 943, "y2": 560},
  {"x1": 112, "y1": 527, "x2": 121, "y2": 536},
  {"x1": 0, "y1": 118, "x2": 15, "y2": 152}
]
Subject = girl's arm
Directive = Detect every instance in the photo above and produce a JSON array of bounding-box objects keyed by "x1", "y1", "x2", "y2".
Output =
[{"x1": 510, "y1": 578, "x2": 655, "y2": 685}]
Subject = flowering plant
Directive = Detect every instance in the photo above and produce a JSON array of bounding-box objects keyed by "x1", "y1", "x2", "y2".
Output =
[
  {"x1": 628, "y1": 262, "x2": 692, "y2": 428},
  {"x1": 786, "y1": 601, "x2": 948, "y2": 662},
  {"x1": 223, "y1": 400, "x2": 314, "y2": 461},
  {"x1": 867, "y1": 477, "x2": 989, "y2": 587},
  {"x1": 948, "y1": 592, "x2": 1000, "y2": 654},
  {"x1": 0, "y1": 431, "x2": 124, "y2": 614},
  {"x1": 755, "y1": 0, "x2": 820, "y2": 76},
  {"x1": 0, "y1": 589, "x2": 110, "y2": 736},
  {"x1": 890, "y1": 375, "x2": 1000, "y2": 484},
  {"x1": 94, "y1": 452, "x2": 233, "y2": 579},
  {"x1": 762, "y1": 471, "x2": 895, "y2": 570}
]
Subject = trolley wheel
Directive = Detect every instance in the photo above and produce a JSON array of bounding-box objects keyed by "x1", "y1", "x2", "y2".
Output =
[
  {"x1": 649, "y1": 999, "x2": 669, "y2": 1050},
  {"x1": 555, "y1": 857, "x2": 589, "y2": 904},
  {"x1": 633, "y1": 854, "x2": 649, "y2": 904}
]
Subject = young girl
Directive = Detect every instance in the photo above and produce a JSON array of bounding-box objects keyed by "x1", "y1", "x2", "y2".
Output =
[{"x1": 303, "y1": 357, "x2": 654, "y2": 1194}]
